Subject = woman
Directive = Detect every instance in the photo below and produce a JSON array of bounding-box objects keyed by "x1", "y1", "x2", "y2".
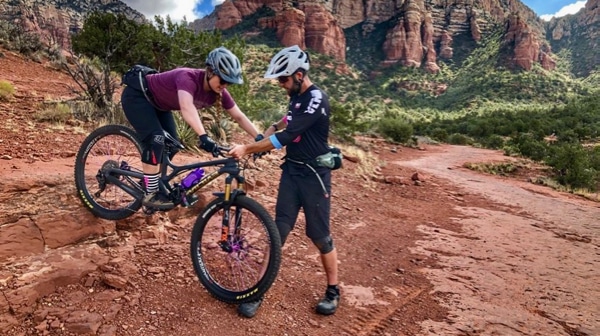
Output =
[{"x1": 121, "y1": 46, "x2": 261, "y2": 210}]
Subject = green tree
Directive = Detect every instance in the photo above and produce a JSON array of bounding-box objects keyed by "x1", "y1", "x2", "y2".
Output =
[
  {"x1": 546, "y1": 143, "x2": 597, "y2": 189},
  {"x1": 71, "y1": 11, "x2": 154, "y2": 74}
]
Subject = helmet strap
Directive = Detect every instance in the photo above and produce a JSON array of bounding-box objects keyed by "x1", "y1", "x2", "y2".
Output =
[
  {"x1": 290, "y1": 71, "x2": 304, "y2": 96},
  {"x1": 206, "y1": 68, "x2": 217, "y2": 93}
]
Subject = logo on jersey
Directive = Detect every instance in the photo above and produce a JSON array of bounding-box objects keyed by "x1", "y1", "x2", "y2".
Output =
[{"x1": 305, "y1": 90, "x2": 322, "y2": 114}]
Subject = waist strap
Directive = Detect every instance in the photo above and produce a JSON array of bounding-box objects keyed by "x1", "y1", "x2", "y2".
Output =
[
  {"x1": 138, "y1": 72, "x2": 165, "y2": 111},
  {"x1": 285, "y1": 158, "x2": 329, "y2": 198}
]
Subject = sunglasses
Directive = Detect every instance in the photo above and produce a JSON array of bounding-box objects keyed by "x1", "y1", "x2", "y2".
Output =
[
  {"x1": 219, "y1": 77, "x2": 233, "y2": 86},
  {"x1": 277, "y1": 76, "x2": 290, "y2": 84}
]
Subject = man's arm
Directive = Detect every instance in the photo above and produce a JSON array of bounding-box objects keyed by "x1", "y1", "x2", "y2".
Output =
[
  {"x1": 264, "y1": 118, "x2": 286, "y2": 137},
  {"x1": 228, "y1": 138, "x2": 275, "y2": 159}
]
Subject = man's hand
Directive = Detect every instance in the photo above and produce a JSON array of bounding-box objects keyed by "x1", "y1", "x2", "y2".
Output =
[
  {"x1": 199, "y1": 134, "x2": 218, "y2": 155},
  {"x1": 228, "y1": 144, "x2": 247, "y2": 159}
]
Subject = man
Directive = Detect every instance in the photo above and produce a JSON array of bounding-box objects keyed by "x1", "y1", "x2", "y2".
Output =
[{"x1": 228, "y1": 45, "x2": 340, "y2": 318}]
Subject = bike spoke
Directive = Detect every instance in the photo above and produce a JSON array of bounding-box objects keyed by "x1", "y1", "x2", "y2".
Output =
[
  {"x1": 197, "y1": 205, "x2": 272, "y2": 292},
  {"x1": 81, "y1": 134, "x2": 142, "y2": 211}
]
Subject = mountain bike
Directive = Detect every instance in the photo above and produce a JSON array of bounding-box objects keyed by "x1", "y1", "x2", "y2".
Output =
[{"x1": 74, "y1": 124, "x2": 281, "y2": 304}]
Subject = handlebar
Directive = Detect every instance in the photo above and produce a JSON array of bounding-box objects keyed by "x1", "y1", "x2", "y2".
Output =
[
  {"x1": 216, "y1": 145, "x2": 232, "y2": 154},
  {"x1": 214, "y1": 145, "x2": 266, "y2": 162}
]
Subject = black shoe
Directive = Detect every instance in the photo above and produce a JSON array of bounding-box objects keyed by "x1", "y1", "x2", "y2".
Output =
[
  {"x1": 238, "y1": 298, "x2": 263, "y2": 318},
  {"x1": 316, "y1": 288, "x2": 340, "y2": 315},
  {"x1": 143, "y1": 191, "x2": 175, "y2": 210}
]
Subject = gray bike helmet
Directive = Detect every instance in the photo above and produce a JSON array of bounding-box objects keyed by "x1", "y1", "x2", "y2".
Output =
[
  {"x1": 205, "y1": 47, "x2": 243, "y2": 84},
  {"x1": 264, "y1": 45, "x2": 310, "y2": 79}
]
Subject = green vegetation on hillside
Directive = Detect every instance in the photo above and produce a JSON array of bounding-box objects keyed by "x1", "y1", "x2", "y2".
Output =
[{"x1": 2, "y1": 10, "x2": 598, "y2": 191}]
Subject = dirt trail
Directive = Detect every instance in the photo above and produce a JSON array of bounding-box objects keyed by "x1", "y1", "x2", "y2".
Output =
[
  {"x1": 399, "y1": 145, "x2": 600, "y2": 336},
  {"x1": 2, "y1": 49, "x2": 599, "y2": 335}
]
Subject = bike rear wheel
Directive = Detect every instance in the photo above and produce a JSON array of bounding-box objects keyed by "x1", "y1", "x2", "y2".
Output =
[
  {"x1": 74, "y1": 124, "x2": 144, "y2": 220},
  {"x1": 190, "y1": 195, "x2": 282, "y2": 304}
]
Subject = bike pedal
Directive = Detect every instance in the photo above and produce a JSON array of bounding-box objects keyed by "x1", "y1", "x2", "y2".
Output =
[
  {"x1": 185, "y1": 194, "x2": 199, "y2": 207},
  {"x1": 142, "y1": 207, "x2": 157, "y2": 215}
]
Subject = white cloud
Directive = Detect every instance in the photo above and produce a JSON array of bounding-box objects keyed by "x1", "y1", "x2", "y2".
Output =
[
  {"x1": 122, "y1": 0, "x2": 201, "y2": 23},
  {"x1": 540, "y1": 1, "x2": 587, "y2": 21},
  {"x1": 212, "y1": 0, "x2": 226, "y2": 5}
]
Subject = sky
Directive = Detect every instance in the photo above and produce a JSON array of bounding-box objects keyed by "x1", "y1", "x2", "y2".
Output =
[
  {"x1": 121, "y1": 0, "x2": 225, "y2": 23},
  {"x1": 122, "y1": 0, "x2": 587, "y2": 23}
]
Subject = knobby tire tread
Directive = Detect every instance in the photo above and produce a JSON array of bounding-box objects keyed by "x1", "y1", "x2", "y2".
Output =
[
  {"x1": 74, "y1": 124, "x2": 143, "y2": 220},
  {"x1": 190, "y1": 195, "x2": 282, "y2": 304}
]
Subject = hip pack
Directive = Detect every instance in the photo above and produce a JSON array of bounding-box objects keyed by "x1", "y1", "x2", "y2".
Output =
[
  {"x1": 121, "y1": 64, "x2": 158, "y2": 92},
  {"x1": 122, "y1": 64, "x2": 163, "y2": 110},
  {"x1": 315, "y1": 146, "x2": 343, "y2": 170}
]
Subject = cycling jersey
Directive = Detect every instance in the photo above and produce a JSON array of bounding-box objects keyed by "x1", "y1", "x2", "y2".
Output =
[
  {"x1": 146, "y1": 68, "x2": 235, "y2": 111},
  {"x1": 271, "y1": 85, "x2": 330, "y2": 162}
]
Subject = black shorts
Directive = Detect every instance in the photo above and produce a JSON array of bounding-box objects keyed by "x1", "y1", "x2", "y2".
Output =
[
  {"x1": 121, "y1": 86, "x2": 177, "y2": 142},
  {"x1": 275, "y1": 162, "x2": 331, "y2": 243}
]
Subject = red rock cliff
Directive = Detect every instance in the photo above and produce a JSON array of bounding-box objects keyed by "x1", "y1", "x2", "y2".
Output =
[{"x1": 203, "y1": 0, "x2": 556, "y2": 72}]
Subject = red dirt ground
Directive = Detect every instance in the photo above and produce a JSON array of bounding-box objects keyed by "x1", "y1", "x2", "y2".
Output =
[{"x1": 1, "y1": 49, "x2": 598, "y2": 336}]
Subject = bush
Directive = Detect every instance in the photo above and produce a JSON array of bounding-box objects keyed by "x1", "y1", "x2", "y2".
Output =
[
  {"x1": 0, "y1": 80, "x2": 15, "y2": 101},
  {"x1": 546, "y1": 143, "x2": 597, "y2": 190},
  {"x1": 378, "y1": 117, "x2": 414, "y2": 143},
  {"x1": 448, "y1": 133, "x2": 472, "y2": 145},
  {"x1": 430, "y1": 127, "x2": 448, "y2": 142},
  {"x1": 509, "y1": 133, "x2": 547, "y2": 161},
  {"x1": 35, "y1": 103, "x2": 72, "y2": 122},
  {"x1": 484, "y1": 134, "x2": 505, "y2": 149}
]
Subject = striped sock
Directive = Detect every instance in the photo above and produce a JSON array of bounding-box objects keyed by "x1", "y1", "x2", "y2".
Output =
[{"x1": 144, "y1": 173, "x2": 159, "y2": 194}]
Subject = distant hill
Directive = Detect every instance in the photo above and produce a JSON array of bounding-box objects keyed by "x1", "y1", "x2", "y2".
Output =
[
  {"x1": 191, "y1": 0, "x2": 598, "y2": 79},
  {"x1": 0, "y1": 0, "x2": 597, "y2": 114}
]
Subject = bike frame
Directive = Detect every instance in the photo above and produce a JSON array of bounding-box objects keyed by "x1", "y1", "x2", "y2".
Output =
[{"x1": 101, "y1": 147, "x2": 246, "y2": 204}]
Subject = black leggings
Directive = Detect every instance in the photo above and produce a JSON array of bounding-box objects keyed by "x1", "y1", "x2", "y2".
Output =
[{"x1": 121, "y1": 86, "x2": 178, "y2": 144}]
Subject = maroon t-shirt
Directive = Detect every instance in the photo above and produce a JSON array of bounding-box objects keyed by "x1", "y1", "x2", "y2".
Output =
[{"x1": 145, "y1": 68, "x2": 235, "y2": 111}]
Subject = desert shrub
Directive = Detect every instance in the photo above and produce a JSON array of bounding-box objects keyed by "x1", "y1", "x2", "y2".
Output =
[
  {"x1": 546, "y1": 143, "x2": 597, "y2": 190},
  {"x1": 503, "y1": 145, "x2": 519, "y2": 156},
  {"x1": 0, "y1": 80, "x2": 15, "y2": 101},
  {"x1": 448, "y1": 133, "x2": 472, "y2": 145},
  {"x1": 377, "y1": 117, "x2": 414, "y2": 143},
  {"x1": 0, "y1": 20, "x2": 43, "y2": 55},
  {"x1": 66, "y1": 100, "x2": 128, "y2": 126},
  {"x1": 464, "y1": 162, "x2": 517, "y2": 176},
  {"x1": 330, "y1": 100, "x2": 368, "y2": 142},
  {"x1": 35, "y1": 103, "x2": 72, "y2": 122},
  {"x1": 484, "y1": 134, "x2": 505, "y2": 149},
  {"x1": 430, "y1": 127, "x2": 449, "y2": 142},
  {"x1": 173, "y1": 113, "x2": 198, "y2": 152},
  {"x1": 509, "y1": 133, "x2": 547, "y2": 161}
]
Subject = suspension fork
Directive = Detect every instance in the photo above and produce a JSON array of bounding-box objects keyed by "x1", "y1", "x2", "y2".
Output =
[{"x1": 219, "y1": 174, "x2": 245, "y2": 253}]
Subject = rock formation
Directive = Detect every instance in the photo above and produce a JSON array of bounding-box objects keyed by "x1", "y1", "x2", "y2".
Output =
[
  {"x1": 545, "y1": 0, "x2": 599, "y2": 76},
  {"x1": 0, "y1": 0, "x2": 145, "y2": 49},
  {"x1": 199, "y1": 0, "x2": 557, "y2": 73}
]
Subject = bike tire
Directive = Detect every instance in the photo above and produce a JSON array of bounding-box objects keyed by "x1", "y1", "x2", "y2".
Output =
[
  {"x1": 190, "y1": 195, "x2": 282, "y2": 304},
  {"x1": 74, "y1": 124, "x2": 144, "y2": 220}
]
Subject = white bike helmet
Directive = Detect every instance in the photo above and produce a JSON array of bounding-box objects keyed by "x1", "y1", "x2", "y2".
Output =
[
  {"x1": 206, "y1": 47, "x2": 243, "y2": 84},
  {"x1": 264, "y1": 45, "x2": 310, "y2": 79}
]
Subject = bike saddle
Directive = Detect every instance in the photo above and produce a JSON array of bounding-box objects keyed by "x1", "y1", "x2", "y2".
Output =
[{"x1": 163, "y1": 130, "x2": 185, "y2": 150}]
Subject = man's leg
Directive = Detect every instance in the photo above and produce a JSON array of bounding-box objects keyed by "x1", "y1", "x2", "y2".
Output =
[
  {"x1": 302, "y1": 170, "x2": 340, "y2": 315},
  {"x1": 320, "y1": 248, "x2": 338, "y2": 286}
]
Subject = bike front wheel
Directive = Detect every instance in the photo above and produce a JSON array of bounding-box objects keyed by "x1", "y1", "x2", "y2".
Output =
[
  {"x1": 190, "y1": 195, "x2": 282, "y2": 304},
  {"x1": 74, "y1": 124, "x2": 144, "y2": 220}
]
